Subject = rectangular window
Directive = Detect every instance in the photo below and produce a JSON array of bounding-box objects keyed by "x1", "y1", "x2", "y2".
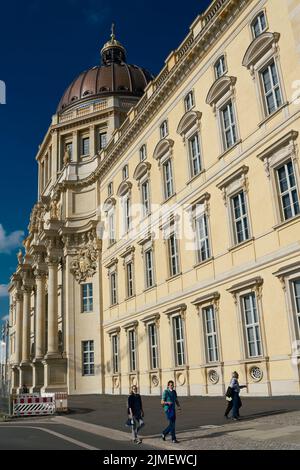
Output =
[
  {"x1": 195, "y1": 213, "x2": 210, "y2": 263},
  {"x1": 203, "y1": 306, "x2": 219, "y2": 362},
  {"x1": 108, "y1": 182, "x2": 113, "y2": 196},
  {"x1": 122, "y1": 165, "x2": 128, "y2": 180},
  {"x1": 148, "y1": 323, "x2": 159, "y2": 370},
  {"x1": 163, "y1": 159, "x2": 174, "y2": 199},
  {"x1": 108, "y1": 210, "x2": 116, "y2": 245},
  {"x1": 81, "y1": 137, "x2": 90, "y2": 156},
  {"x1": 231, "y1": 191, "x2": 250, "y2": 244},
  {"x1": 261, "y1": 60, "x2": 282, "y2": 116},
  {"x1": 82, "y1": 340, "x2": 94, "y2": 375},
  {"x1": 139, "y1": 144, "x2": 147, "y2": 162},
  {"x1": 184, "y1": 91, "x2": 194, "y2": 112},
  {"x1": 189, "y1": 134, "x2": 201, "y2": 177},
  {"x1": 81, "y1": 283, "x2": 93, "y2": 313},
  {"x1": 129, "y1": 329, "x2": 137, "y2": 372},
  {"x1": 276, "y1": 161, "x2": 300, "y2": 220},
  {"x1": 241, "y1": 293, "x2": 262, "y2": 358},
  {"x1": 221, "y1": 101, "x2": 237, "y2": 150},
  {"x1": 123, "y1": 196, "x2": 131, "y2": 232},
  {"x1": 112, "y1": 335, "x2": 119, "y2": 374},
  {"x1": 168, "y1": 234, "x2": 180, "y2": 277},
  {"x1": 215, "y1": 56, "x2": 226, "y2": 79},
  {"x1": 145, "y1": 248, "x2": 154, "y2": 289},
  {"x1": 99, "y1": 132, "x2": 107, "y2": 150},
  {"x1": 141, "y1": 180, "x2": 150, "y2": 216},
  {"x1": 292, "y1": 279, "x2": 300, "y2": 335},
  {"x1": 110, "y1": 272, "x2": 117, "y2": 305},
  {"x1": 126, "y1": 262, "x2": 134, "y2": 298},
  {"x1": 172, "y1": 316, "x2": 185, "y2": 366},
  {"x1": 66, "y1": 142, "x2": 73, "y2": 160},
  {"x1": 252, "y1": 12, "x2": 267, "y2": 38},
  {"x1": 160, "y1": 120, "x2": 168, "y2": 139}
]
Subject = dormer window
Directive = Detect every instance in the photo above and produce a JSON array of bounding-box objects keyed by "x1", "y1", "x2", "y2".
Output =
[
  {"x1": 139, "y1": 144, "x2": 147, "y2": 162},
  {"x1": 251, "y1": 11, "x2": 267, "y2": 38},
  {"x1": 160, "y1": 120, "x2": 168, "y2": 139},
  {"x1": 214, "y1": 55, "x2": 227, "y2": 80},
  {"x1": 122, "y1": 164, "x2": 129, "y2": 181},
  {"x1": 184, "y1": 91, "x2": 194, "y2": 112}
]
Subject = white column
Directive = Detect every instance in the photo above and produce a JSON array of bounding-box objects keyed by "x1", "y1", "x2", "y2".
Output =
[
  {"x1": 35, "y1": 271, "x2": 46, "y2": 359},
  {"x1": 46, "y1": 258, "x2": 59, "y2": 356},
  {"x1": 15, "y1": 292, "x2": 23, "y2": 364},
  {"x1": 21, "y1": 285, "x2": 32, "y2": 363}
]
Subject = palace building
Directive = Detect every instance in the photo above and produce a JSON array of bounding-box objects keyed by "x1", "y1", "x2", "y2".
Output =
[{"x1": 8, "y1": 0, "x2": 300, "y2": 396}]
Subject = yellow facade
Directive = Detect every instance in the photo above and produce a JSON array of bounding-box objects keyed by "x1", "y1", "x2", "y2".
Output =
[{"x1": 8, "y1": 0, "x2": 300, "y2": 396}]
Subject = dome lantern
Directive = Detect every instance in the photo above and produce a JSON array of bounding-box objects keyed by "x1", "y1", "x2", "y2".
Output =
[{"x1": 101, "y1": 23, "x2": 127, "y2": 65}]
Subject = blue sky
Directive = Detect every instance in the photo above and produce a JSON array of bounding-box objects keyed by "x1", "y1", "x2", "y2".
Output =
[{"x1": 0, "y1": 0, "x2": 211, "y2": 322}]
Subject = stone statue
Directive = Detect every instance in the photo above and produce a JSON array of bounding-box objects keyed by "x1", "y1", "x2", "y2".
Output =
[
  {"x1": 17, "y1": 249, "x2": 23, "y2": 265},
  {"x1": 63, "y1": 149, "x2": 70, "y2": 165},
  {"x1": 50, "y1": 199, "x2": 60, "y2": 220}
]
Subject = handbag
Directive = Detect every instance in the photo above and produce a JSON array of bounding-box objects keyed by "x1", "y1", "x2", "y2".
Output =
[
  {"x1": 225, "y1": 386, "x2": 233, "y2": 398},
  {"x1": 125, "y1": 418, "x2": 133, "y2": 427}
]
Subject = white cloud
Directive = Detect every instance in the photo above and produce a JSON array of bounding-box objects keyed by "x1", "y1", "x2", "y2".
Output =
[
  {"x1": 0, "y1": 285, "x2": 8, "y2": 297},
  {"x1": 0, "y1": 224, "x2": 24, "y2": 254},
  {"x1": 1, "y1": 314, "x2": 9, "y2": 321}
]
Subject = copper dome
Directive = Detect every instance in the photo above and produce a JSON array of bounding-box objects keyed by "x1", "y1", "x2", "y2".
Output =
[{"x1": 57, "y1": 28, "x2": 153, "y2": 113}]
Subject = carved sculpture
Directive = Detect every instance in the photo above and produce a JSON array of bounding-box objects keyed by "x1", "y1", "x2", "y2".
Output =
[{"x1": 70, "y1": 232, "x2": 99, "y2": 282}]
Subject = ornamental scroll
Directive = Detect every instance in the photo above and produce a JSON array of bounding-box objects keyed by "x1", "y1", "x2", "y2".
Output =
[{"x1": 70, "y1": 232, "x2": 99, "y2": 283}]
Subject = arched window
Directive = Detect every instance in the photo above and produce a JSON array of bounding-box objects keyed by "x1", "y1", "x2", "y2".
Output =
[{"x1": 214, "y1": 55, "x2": 227, "y2": 80}]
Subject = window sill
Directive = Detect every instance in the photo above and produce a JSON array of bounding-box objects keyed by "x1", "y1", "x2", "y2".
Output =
[
  {"x1": 193, "y1": 257, "x2": 214, "y2": 269},
  {"x1": 238, "y1": 356, "x2": 268, "y2": 365},
  {"x1": 228, "y1": 237, "x2": 254, "y2": 252},
  {"x1": 166, "y1": 272, "x2": 182, "y2": 282},
  {"x1": 201, "y1": 361, "x2": 224, "y2": 368},
  {"x1": 110, "y1": 303, "x2": 119, "y2": 308},
  {"x1": 161, "y1": 192, "x2": 177, "y2": 205},
  {"x1": 258, "y1": 102, "x2": 289, "y2": 128},
  {"x1": 143, "y1": 284, "x2": 157, "y2": 293},
  {"x1": 186, "y1": 169, "x2": 206, "y2": 186},
  {"x1": 125, "y1": 295, "x2": 136, "y2": 301},
  {"x1": 108, "y1": 241, "x2": 117, "y2": 248},
  {"x1": 218, "y1": 139, "x2": 242, "y2": 160},
  {"x1": 273, "y1": 214, "x2": 300, "y2": 231},
  {"x1": 81, "y1": 311, "x2": 94, "y2": 314},
  {"x1": 173, "y1": 365, "x2": 189, "y2": 371}
]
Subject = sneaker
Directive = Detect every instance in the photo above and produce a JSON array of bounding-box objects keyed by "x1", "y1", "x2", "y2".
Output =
[
  {"x1": 224, "y1": 414, "x2": 229, "y2": 419},
  {"x1": 232, "y1": 417, "x2": 239, "y2": 421},
  {"x1": 172, "y1": 439, "x2": 179, "y2": 443},
  {"x1": 135, "y1": 439, "x2": 142, "y2": 445},
  {"x1": 161, "y1": 433, "x2": 166, "y2": 441}
]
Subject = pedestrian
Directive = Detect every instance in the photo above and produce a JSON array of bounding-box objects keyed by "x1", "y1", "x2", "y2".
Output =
[
  {"x1": 161, "y1": 380, "x2": 181, "y2": 443},
  {"x1": 225, "y1": 371, "x2": 247, "y2": 420},
  {"x1": 21, "y1": 384, "x2": 29, "y2": 394},
  {"x1": 127, "y1": 385, "x2": 144, "y2": 444}
]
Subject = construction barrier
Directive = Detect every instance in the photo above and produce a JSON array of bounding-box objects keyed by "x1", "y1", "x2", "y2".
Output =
[
  {"x1": 13, "y1": 395, "x2": 55, "y2": 417},
  {"x1": 41, "y1": 392, "x2": 68, "y2": 412}
]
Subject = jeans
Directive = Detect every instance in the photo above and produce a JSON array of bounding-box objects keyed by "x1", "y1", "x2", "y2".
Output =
[
  {"x1": 163, "y1": 413, "x2": 176, "y2": 440},
  {"x1": 232, "y1": 392, "x2": 240, "y2": 419},
  {"x1": 131, "y1": 417, "x2": 143, "y2": 439}
]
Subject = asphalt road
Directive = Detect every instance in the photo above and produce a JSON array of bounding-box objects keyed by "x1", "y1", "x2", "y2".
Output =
[{"x1": 0, "y1": 422, "x2": 155, "y2": 450}]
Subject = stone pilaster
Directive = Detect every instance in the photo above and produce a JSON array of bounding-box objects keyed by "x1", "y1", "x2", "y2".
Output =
[
  {"x1": 21, "y1": 284, "x2": 32, "y2": 364},
  {"x1": 34, "y1": 269, "x2": 47, "y2": 360},
  {"x1": 45, "y1": 255, "x2": 60, "y2": 358}
]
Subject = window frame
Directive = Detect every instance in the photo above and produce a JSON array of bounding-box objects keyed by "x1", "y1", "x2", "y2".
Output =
[
  {"x1": 251, "y1": 11, "x2": 267, "y2": 39},
  {"x1": 128, "y1": 328, "x2": 137, "y2": 372},
  {"x1": 184, "y1": 90, "x2": 195, "y2": 112},
  {"x1": 139, "y1": 144, "x2": 147, "y2": 162},
  {"x1": 276, "y1": 160, "x2": 300, "y2": 222},
  {"x1": 172, "y1": 315, "x2": 186, "y2": 367},
  {"x1": 214, "y1": 55, "x2": 227, "y2": 80},
  {"x1": 82, "y1": 340, "x2": 95, "y2": 376},
  {"x1": 148, "y1": 322, "x2": 159, "y2": 370},
  {"x1": 240, "y1": 292, "x2": 263, "y2": 358},
  {"x1": 230, "y1": 190, "x2": 251, "y2": 245},
  {"x1": 259, "y1": 59, "x2": 283, "y2": 117},
  {"x1": 110, "y1": 271, "x2": 118, "y2": 306},
  {"x1": 81, "y1": 136, "x2": 90, "y2": 157},
  {"x1": 168, "y1": 232, "x2": 180, "y2": 278},
  {"x1": 202, "y1": 305, "x2": 219, "y2": 363},
  {"x1": 163, "y1": 158, "x2": 174, "y2": 200},
  {"x1": 145, "y1": 247, "x2": 155, "y2": 289},
  {"x1": 160, "y1": 120, "x2": 168, "y2": 139},
  {"x1": 220, "y1": 100, "x2": 238, "y2": 151},
  {"x1": 81, "y1": 283, "x2": 93, "y2": 313},
  {"x1": 111, "y1": 334, "x2": 119, "y2": 374}
]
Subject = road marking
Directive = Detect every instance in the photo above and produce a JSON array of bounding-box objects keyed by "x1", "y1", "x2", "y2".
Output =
[{"x1": 0, "y1": 425, "x2": 99, "y2": 450}]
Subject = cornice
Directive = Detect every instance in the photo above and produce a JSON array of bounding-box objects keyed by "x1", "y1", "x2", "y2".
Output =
[{"x1": 49, "y1": 0, "x2": 249, "y2": 192}]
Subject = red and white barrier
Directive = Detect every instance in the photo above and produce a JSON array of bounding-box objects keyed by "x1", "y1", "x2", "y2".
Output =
[
  {"x1": 41, "y1": 392, "x2": 68, "y2": 412},
  {"x1": 13, "y1": 396, "x2": 55, "y2": 416}
]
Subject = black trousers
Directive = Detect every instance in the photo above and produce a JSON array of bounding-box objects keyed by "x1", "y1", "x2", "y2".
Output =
[{"x1": 224, "y1": 396, "x2": 242, "y2": 417}]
